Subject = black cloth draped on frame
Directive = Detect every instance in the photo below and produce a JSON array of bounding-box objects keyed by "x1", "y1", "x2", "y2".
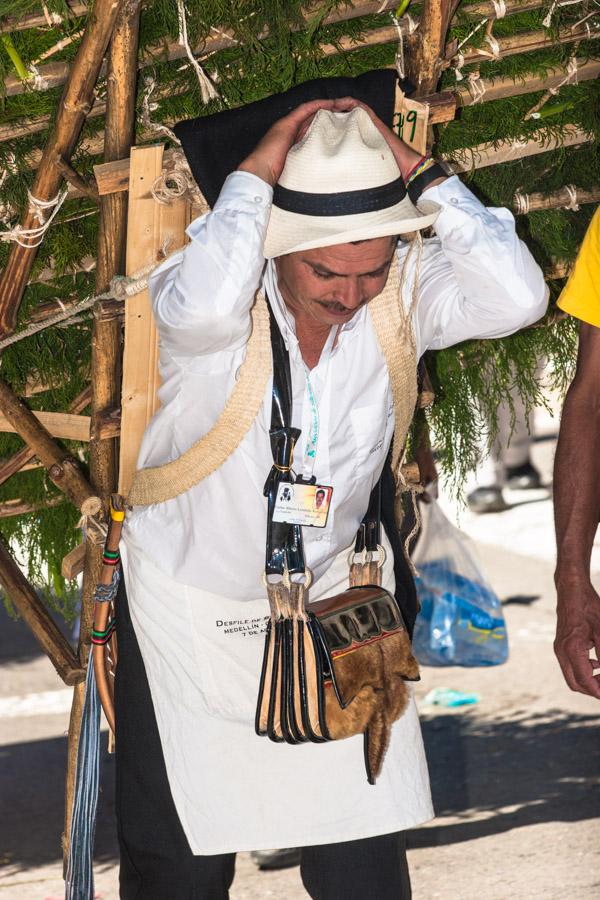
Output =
[{"x1": 173, "y1": 69, "x2": 407, "y2": 208}]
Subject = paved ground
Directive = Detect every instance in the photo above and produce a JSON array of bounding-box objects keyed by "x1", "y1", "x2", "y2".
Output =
[{"x1": 1, "y1": 413, "x2": 599, "y2": 899}]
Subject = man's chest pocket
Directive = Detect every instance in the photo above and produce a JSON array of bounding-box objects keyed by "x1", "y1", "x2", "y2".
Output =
[{"x1": 350, "y1": 402, "x2": 389, "y2": 479}]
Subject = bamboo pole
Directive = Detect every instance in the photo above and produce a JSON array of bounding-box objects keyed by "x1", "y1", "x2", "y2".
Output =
[
  {"x1": 28, "y1": 257, "x2": 96, "y2": 286},
  {"x1": 450, "y1": 23, "x2": 600, "y2": 69},
  {"x1": 513, "y1": 184, "x2": 600, "y2": 213},
  {"x1": 0, "y1": 3, "x2": 555, "y2": 141},
  {"x1": 0, "y1": 496, "x2": 64, "y2": 517},
  {"x1": 0, "y1": 0, "x2": 122, "y2": 339},
  {"x1": 460, "y1": 0, "x2": 546, "y2": 17},
  {"x1": 0, "y1": 534, "x2": 85, "y2": 683},
  {"x1": 55, "y1": 156, "x2": 100, "y2": 202},
  {"x1": 0, "y1": 385, "x2": 92, "y2": 488},
  {"x1": 1, "y1": 1, "x2": 89, "y2": 33},
  {"x1": 454, "y1": 57, "x2": 600, "y2": 106},
  {"x1": 11, "y1": 34, "x2": 598, "y2": 173},
  {"x1": 451, "y1": 123, "x2": 591, "y2": 170},
  {"x1": 1, "y1": 0, "x2": 546, "y2": 37},
  {"x1": 405, "y1": 0, "x2": 462, "y2": 96},
  {"x1": 0, "y1": 378, "x2": 99, "y2": 508},
  {"x1": 63, "y1": 0, "x2": 143, "y2": 868}
]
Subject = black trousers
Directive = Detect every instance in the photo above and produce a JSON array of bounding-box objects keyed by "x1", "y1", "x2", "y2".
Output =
[{"x1": 115, "y1": 579, "x2": 412, "y2": 900}]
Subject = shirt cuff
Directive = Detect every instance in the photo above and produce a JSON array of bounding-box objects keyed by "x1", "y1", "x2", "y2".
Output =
[{"x1": 186, "y1": 170, "x2": 273, "y2": 241}]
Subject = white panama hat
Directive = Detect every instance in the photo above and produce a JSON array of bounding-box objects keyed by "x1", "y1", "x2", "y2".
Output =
[{"x1": 263, "y1": 107, "x2": 440, "y2": 259}]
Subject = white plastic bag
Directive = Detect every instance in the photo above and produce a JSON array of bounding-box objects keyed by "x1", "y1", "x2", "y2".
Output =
[{"x1": 412, "y1": 500, "x2": 508, "y2": 667}]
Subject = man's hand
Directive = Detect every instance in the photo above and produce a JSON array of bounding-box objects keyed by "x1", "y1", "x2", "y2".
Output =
[
  {"x1": 554, "y1": 575, "x2": 600, "y2": 698},
  {"x1": 554, "y1": 322, "x2": 600, "y2": 699},
  {"x1": 237, "y1": 99, "x2": 338, "y2": 187}
]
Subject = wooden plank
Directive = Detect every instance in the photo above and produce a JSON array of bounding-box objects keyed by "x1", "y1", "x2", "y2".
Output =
[
  {"x1": 118, "y1": 144, "x2": 190, "y2": 494},
  {"x1": 0, "y1": 411, "x2": 91, "y2": 441},
  {"x1": 61, "y1": 542, "x2": 86, "y2": 580}
]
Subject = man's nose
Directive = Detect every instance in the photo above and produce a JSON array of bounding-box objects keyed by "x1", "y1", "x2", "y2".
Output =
[{"x1": 337, "y1": 278, "x2": 362, "y2": 309}]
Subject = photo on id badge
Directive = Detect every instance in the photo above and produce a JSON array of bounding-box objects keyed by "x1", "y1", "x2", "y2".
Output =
[{"x1": 272, "y1": 482, "x2": 333, "y2": 527}]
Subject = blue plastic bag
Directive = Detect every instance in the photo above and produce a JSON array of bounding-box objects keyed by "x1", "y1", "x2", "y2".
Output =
[{"x1": 412, "y1": 500, "x2": 508, "y2": 667}]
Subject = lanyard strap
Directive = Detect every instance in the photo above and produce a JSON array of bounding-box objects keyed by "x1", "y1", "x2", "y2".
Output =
[
  {"x1": 264, "y1": 301, "x2": 381, "y2": 580},
  {"x1": 264, "y1": 302, "x2": 305, "y2": 577},
  {"x1": 301, "y1": 325, "x2": 337, "y2": 479}
]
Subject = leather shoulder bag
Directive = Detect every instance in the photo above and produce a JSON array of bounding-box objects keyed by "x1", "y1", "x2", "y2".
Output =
[{"x1": 255, "y1": 304, "x2": 420, "y2": 784}]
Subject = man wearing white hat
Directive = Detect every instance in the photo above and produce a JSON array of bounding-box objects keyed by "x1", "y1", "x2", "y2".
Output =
[{"x1": 115, "y1": 97, "x2": 548, "y2": 898}]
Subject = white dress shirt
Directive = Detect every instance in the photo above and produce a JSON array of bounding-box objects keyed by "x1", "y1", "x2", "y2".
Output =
[
  {"x1": 125, "y1": 171, "x2": 548, "y2": 596},
  {"x1": 121, "y1": 170, "x2": 548, "y2": 853}
]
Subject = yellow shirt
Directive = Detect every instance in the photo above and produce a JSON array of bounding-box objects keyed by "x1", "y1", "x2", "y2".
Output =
[{"x1": 558, "y1": 206, "x2": 600, "y2": 327}]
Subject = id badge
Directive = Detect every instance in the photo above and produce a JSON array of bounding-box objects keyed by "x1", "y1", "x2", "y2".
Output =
[{"x1": 272, "y1": 482, "x2": 333, "y2": 528}]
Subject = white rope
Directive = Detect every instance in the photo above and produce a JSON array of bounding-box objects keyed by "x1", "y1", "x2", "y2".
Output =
[
  {"x1": 0, "y1": 188, "x2": 69, "y2": 248},
  {"x1": 150, "y1": 151, "x2": 209, "y2": 210},
  {"x1": 209, "y1": 24, "x2": 239, "y2": 44},
  {"x1": 77, "y1": 512, "x2": 108, "y2": 544},
  {"x1": 390, "y1": 7, "x2": 418, "y2": 79},
  {"x1": 492, "y1": 0, "x2": 506, "y2": 18},
  {"x1": 453, "y1": 51, "x2": 465, "y2": 81},
  {"x1": 514, "y1": 191, "x2": 530, "y2": 214},
  {"x1": 564, "y1": 184, "x2": 580, "y2": 210},
  {"x1": 42, "y1": 1, "x2": 63, "y2": 26},
  {"x1": 109, "y1": 265, "x2": 156, "y2": 300},
  {"x1": 28, "y1": 189, "x2": 64, "y2": 224},
  {"x1": 456, "y1": 17, "x2": 488, "y2": 52},
  {"x1": 26, "y1": 63, "x2": 49, "y2": 91},
  {"x1": 452, "y1": 15, "x2": 489, "y2": 79},
  {"x1": 391, "y1": 14, "x2": 406, "y2": 79},
  {"x1": 406, "y1": 13, "x2": 419, "y2": 33},
  {"x1": 0, "y1": 203, "x2": 14, "y2": 226},
  {"x1": 139, "y1": 74, "x2": 182, "y2": 144},
  {"x1": 566, "y1": 54, "x2": 579, "y2": 82},
  {"x1": 467, "y1": 70, "x2": 487, "y2": 104},
  {"x1": 0, "y1": 171, "x2": 13, "y2": 225},
  {"x1": 484, "y1": 32, "x2": 501, "y2": 57},
  {"x1": 524, "y1": 56, "x2": 578, "y2": 118},
  {"x1": 572, "y1": 10, "x2": 600, "y2": 31},
  {"x1": 0, "y1": 246, "x2": 178, "y2": 354},
  {"x1": 543, "y1": 0, "x2": 559, "y2": 27},
  {"x1": 152, "y1": 170, "x2": 190, "y2": 204},
  {"x1": 176, "y1": 0, "x2": 219, "y2": 104}
]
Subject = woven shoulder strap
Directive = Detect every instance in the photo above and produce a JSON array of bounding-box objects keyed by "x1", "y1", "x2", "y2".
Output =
[
  {"x1": 368, "y1": 251, "x2": 418, "y2": 479},
  {"x1": 127, "y1": 292, "x2": 272, "y2": 506}
]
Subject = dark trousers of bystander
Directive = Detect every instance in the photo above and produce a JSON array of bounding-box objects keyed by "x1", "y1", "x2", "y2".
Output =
[{"x1": 114, "y1": 578, "x2": 412, "y2": 900}]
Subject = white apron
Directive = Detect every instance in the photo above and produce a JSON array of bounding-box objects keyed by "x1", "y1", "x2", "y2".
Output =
[{"x1": 121, "y1": 532, "x2": 433, "y2": 855}]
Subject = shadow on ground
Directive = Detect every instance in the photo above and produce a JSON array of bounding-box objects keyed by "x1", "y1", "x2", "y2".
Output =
[
  {"x1": 0, "y1": 735, "x2": 116, "y2": 871},
  {"x1": 1, "y1": 711, "x2": 599, "y2": 871},
  {"x1": 408, "y1": 710, "x2": 600, "y2": 849}
]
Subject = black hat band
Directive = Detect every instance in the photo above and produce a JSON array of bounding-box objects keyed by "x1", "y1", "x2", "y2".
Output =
[{"x1": 272, "y1": 176, "x2": 407, "y2": 217}]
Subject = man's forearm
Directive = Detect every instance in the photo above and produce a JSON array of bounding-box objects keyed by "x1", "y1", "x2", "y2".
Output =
[{"x1": 554, "y1": 379, "x2": 600, "y2": 583}]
